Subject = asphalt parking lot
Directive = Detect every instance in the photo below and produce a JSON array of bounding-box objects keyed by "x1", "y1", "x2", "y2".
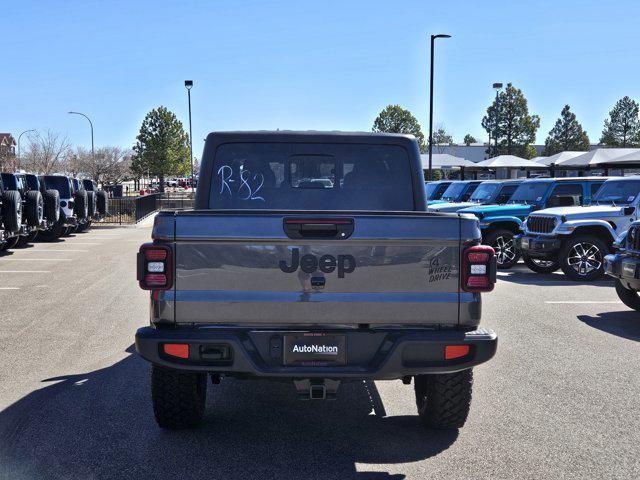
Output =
[{"x1": 0, "y1": 224, "x2": 638, "y2": 480}]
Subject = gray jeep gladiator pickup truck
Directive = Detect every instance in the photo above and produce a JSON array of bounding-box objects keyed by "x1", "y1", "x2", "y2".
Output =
[{"x1": 135, "y1": 131, "x2": 498, "y2": 430}]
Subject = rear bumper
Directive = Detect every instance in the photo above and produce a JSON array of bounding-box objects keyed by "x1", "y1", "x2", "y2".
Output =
[
  {"x1": 605, "y1": 253, "x2": 640, "y2": 290},
  {"x1": 517, "y1": 234, "x2": 562, "y2": 258},
  {"x1": 135, "y1": 326, "x2": 497, "y2": 379}
]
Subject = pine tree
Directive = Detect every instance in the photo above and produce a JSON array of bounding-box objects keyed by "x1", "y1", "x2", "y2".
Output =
[
  {"x1": 600, "y1": 96, "x2": 640, "y2": 147},
  {"x1": 481, "y1": 83, "x2": 540, "y2": 157},
  {"x1": 543, "y1": 105, "x2": 590, "y2": 156}
]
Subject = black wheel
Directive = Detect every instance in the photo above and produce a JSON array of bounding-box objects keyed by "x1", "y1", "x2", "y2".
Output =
[
  {"x1": 1, "y1": 190, "x2": 22, "y2": 234},
  {"x1": 1, "y1": 236, "x2": 20, "y2": 251},
  {"x1": 96, "y1": 190, "x2": 108, "y2": 215},
  {"x1": 484, "y1": 229, "x2": 520, "y2": 269},
  {"x1": 43, "y1": 189, "x2": 60, "y2": 223},
  {"x1": 615, "y1": 279, "x2": 640, "y2": 311},
  {"x1": 16, "y1": 231, "x2": 38, "y2": 247},
  {"x1": 38, "y1": 219, "x2": 65, "y2": 242},
  {"x1": 74, "y1": 190, "x2": 88, "y2": 220},
  {"x1": 86, "y1": 191, "x2": 96, "y2": 218},
  {"x1": 414, "y1": 369, "x2": 473, "y2": 430},
  {"x1": 522, "y1": 253, "x2": 560, "y2": 274},
  {"x1": 24, "y1": 190, "x2": 44, "y2": 228},
  {"x1": 559, "y1": 234, "x2": 609, "y2": 281},
  {"x1": 151, "y1": 365, "x2": 207, "y2": 429}
]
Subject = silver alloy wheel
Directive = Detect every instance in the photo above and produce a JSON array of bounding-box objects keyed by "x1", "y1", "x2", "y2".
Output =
[
  {"x1": 567, "y1": 242, "x2": 602, "y2": 276},
  {"x1": 494, "y1": 235, "x2": 516, "y2": 265}
]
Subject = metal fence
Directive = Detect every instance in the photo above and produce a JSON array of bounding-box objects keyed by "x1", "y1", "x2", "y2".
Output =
[{"x1": 101, "y1": 193, "x2": 194, "y2": 225}]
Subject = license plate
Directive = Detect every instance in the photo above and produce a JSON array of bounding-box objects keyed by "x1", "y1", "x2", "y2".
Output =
[
  {"x1": 283, "y1": 333, "x2": 346, "y2": 366},
  {"x1": 623, "y1": 262, "x2": 637, "y2": 277},
  {"x1": 521, "y1": 238, "x2": 530, "y2": 249}
]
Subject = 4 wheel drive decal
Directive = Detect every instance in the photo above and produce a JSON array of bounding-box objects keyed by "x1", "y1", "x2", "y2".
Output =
[{"x1": 279, "y1": 248, "x2": 356, "y2": 278}]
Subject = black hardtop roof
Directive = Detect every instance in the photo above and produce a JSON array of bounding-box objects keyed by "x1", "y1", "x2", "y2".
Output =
[{"x1": 205, "y1": 130, "x2": 419, "y2": 147}]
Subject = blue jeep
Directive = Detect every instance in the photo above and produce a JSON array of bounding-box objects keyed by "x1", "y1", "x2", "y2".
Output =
[
  {"x1": 424, "y1": 180, "x2": 452, "y2": 202},
  {"x1": 428, "y1": 180, "x2": 522, "y2": 213},
  {"x1": 459, "y1": 177, "x2": 607, "y2": 269},
  {"x1": 427, "y1": 180, "x2": 483, "y2": 206}
]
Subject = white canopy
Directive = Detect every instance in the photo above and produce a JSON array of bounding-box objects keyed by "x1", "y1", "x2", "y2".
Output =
[
  {"x1": 420, "y1": 154, "x2": 476, "y2": 169},
  {"x1": 473, "y1": 155, "x2": 545, "y2": 169},
  {"x1": 555, "y1": 148, "x2": 640, "y2": 167},
  {"x1": 537, "y1": 151, "x2": 587, "y2": 166},
  {"x1": 597, "y1": 149, "x2": 640, "y2": 165}
]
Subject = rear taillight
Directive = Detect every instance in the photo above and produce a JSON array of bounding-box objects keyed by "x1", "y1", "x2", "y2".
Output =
[
  {"x1": 68, "y1": 200, "x2": 75, "y2": 209},
  {"x1": 461, "y1": 245, "x2": 496, "y2": 293},
  {"x1": 137, "y1": 243, "x2": 173, "y2": 290}
]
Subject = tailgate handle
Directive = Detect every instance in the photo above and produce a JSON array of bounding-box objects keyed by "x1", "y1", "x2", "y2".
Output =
[{"x1": 284, "y1": 218, "x2": 354, "y2": 239}]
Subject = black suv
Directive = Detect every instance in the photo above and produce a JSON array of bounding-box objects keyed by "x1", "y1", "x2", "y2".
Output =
[
  {"x1": 82, "y1": 179, "x2": 108, "y2": 224},
  {"x1": 15, "y1": 173, "x2": 61, "y2": 245},
  {"x1": 0, "y1": 173, "x2": 44, "y2": 247},
  {"x1": 0, "y1": 174, "x2": 22, "y2": 250}
]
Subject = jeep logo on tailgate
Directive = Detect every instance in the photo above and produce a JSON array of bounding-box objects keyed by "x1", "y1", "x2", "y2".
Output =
[{"x1": 279, "y1": 248, "x2": 356, "y2": 278}]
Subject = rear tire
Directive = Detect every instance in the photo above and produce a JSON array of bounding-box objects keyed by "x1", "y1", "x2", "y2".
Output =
[
  {"x1": 522, "y1": 253, "x2": 560, "y2": 274},
  {"x1": 415, "y1": 369, "x2": 473, "y2": 430},
  {"x1": 74, "y1": 190, "x2": 88, "y2": 220},
  {"x1": 151, "y1": 366, "x2": 207, "y2": 429},
  {"x1": 484, "y1": 229, "x2": 520, "y2": 269},
  {"x1": 1, "y1": 236, "x2": 20, "y2": 251},
  {"x1": 43, "y1": 189, "x2": 60, "y2": 223},
  {"x1": 96, "y1": 190, "x2": 108, "y2": 215},
  {"x1": 86, "y1": 191, "x2": 96, "y2": 218},
  {"x1": 1, "y1": 190, "x2": 22, "y2": 234},
  {"x1": 16, "y1": 231, "x2": 38, "y2": 247},
  {"x1": 615, "y1": 279, "x2": 640, "y2": 311},
  {"x1": 559, "y1": 234, "x2": 608, "y2": 281},
  {"x1": 24, "y1": 190, "x2": 44, "y2": 227}
]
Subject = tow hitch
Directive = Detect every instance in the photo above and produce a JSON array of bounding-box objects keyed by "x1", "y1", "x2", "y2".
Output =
[{"x1": 293, "y1": 379, "x2": 341, "y2": 400}]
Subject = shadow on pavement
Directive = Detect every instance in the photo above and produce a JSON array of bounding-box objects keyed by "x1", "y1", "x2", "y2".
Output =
[
  {"x1": 577, "y1": 310, "x2": 640, "y2": 341},
  {"x1": 497, "y1": 266, "x2": 613, "y2": 288},
  {"x1": 0, "y1": 346, "x2": 457, "y2": 480}
]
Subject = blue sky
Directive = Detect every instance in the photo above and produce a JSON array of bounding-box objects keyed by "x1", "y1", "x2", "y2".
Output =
[{"x1": 3, "y1": 0, "x2": 640, "y2": 158}]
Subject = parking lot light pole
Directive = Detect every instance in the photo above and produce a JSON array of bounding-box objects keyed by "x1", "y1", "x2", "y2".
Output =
[
  {"x1": 492, "y1": 83, "x2": 503, "y2": 157},
  {"x1": 428, "y1": 34, "x2": 451, "y2": 181},
  {"x1": 17, "y1": 129, "x2": 36, "y2": 170},
  {"x1": 68, "y1": 111, "x2": 95, "y2": 159},
  {"x1": 185, "y1": 80, "x2": 194, "y2": 193}
]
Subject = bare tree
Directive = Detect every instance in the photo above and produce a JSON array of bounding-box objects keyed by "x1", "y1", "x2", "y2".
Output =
[
  {"x1": 22, "y1": 131, "x2": 71, "y2": 174},
  {"x1": 0, "y1": 151, "x2": 18, "y2": 173},
  {"x1": 70, "y1": 146, "x2": 132, "y2": 184}
]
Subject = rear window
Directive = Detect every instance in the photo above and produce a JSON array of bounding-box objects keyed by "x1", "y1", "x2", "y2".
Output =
[
  {"x1": 44, "y1": 176, "x2": 71, "y2": 198},
  {"x1": 209, "y1": 142, "x2": 414, "y2": 210},
  {"x1": 1, "y1": 173, "x2": 18, "y2": 191}
]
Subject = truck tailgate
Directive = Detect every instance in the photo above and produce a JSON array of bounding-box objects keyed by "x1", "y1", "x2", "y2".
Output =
[{"x1": 159, "y1": 211, "x2": 475, "y2": 326}]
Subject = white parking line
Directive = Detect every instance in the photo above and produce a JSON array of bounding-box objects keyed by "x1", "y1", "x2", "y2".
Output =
[
  {"x1": 0, "y1": 259, "x2": 71, "y2": 261},
  {"x1": 0, "y1": 271, "x2": 51, "y2": 273},
  {"x1": 0, "y1": 287, "x2": 19, "y2": 290},
  {"x1": 545, "y1": 301, "x2": 622, "y2": 304},
  {"x1": 20, "y1": 249, "x2": 88, "y2": 253},
  {"x1": 66, "y1": 242, "x2": 102, "y2": 245}
]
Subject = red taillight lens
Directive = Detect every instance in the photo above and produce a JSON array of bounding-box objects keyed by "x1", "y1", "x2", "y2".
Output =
[
  {"x1": 144, "y1": 273, "x2": 168, "y2": 287},
  {"x1": 163, "y1": 343, "x2": 189, "y2": 359},
  {"x1": 68, "y1": 200, "x2": 75, "y2": 209},
  {"x1": 468, "y1": 252, "x2": 489, "y2": 263},
  {"x1": 138, "y1": 243, "x2": 173, "y2": 290},
  {"x1": 462, "y1": 245, "x2": 496, "y2": 293},
  {"x1": 445, "y1": 345, "x2": 470, "y2": 360},
  {"x1": 145, "y1": 249, "x2": 167, "y2": 261}
]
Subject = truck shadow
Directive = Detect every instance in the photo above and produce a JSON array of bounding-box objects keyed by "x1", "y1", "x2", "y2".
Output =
[
  {"x1": 0, "y1": 347, "x2": 457, "y2": 480},
  {"x1": 497, "y1": 265, "x2": 613, "y2": 288},
  {"x1": 577, "y1": 311, "x2": 640, "y2": 342}
]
